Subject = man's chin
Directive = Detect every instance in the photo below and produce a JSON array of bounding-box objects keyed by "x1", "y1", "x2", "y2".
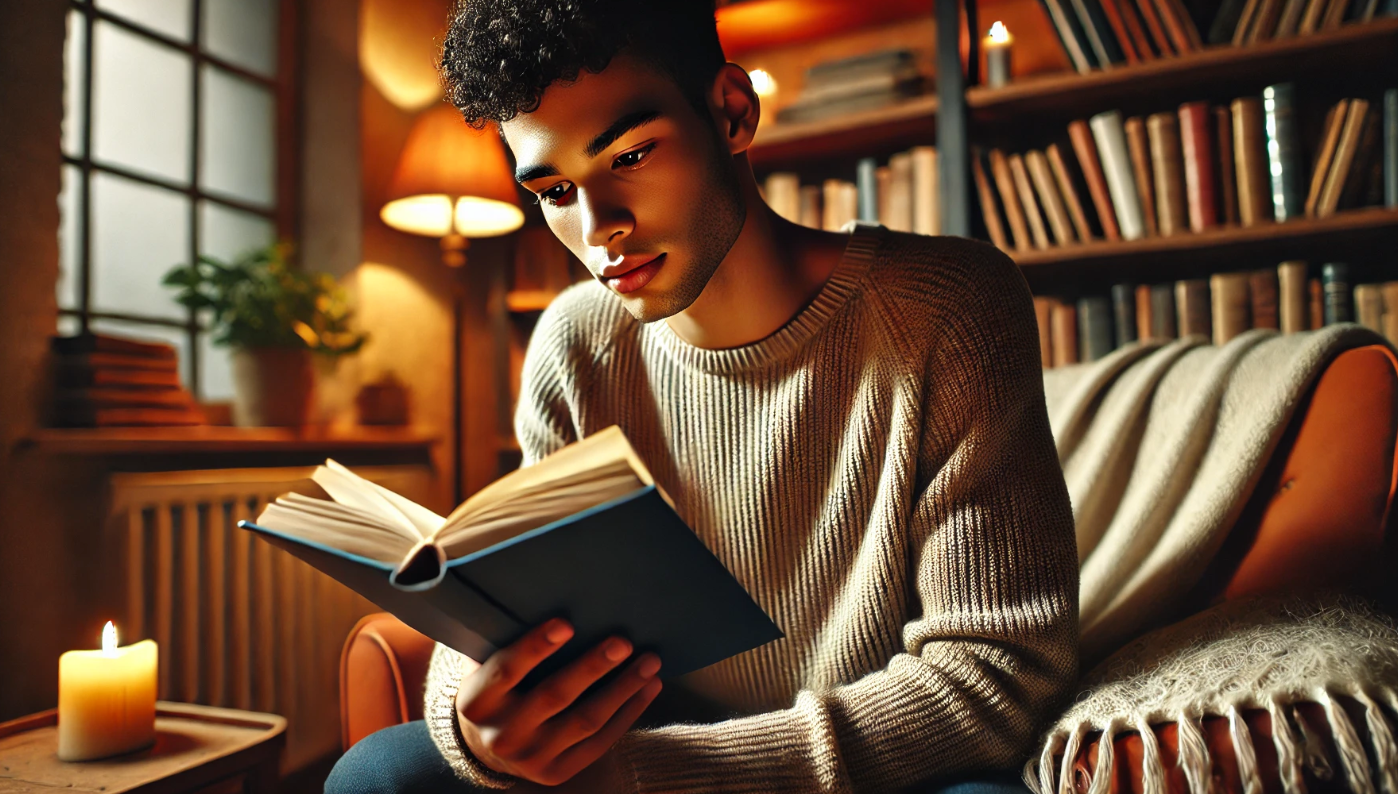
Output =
[{"x1": 617, "y1": 294, "x2": 680, "y2": 324}]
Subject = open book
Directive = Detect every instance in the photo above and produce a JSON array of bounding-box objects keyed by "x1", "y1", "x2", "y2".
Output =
[{"x1": 241, "y1": 426, "x2": 782, "y2": 681}]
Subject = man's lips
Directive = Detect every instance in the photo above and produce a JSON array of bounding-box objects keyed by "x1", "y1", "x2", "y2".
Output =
[
  {"x1": 599, "y1": 253, "x2": 664, "y2": 279},
  {"x1": 603, "y1": 253, "x2": 666, "y2": 295}
]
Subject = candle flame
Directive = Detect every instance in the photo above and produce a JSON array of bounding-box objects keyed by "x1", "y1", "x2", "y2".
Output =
[
  {"x1": 988, "y1": 21, "x2": 1011, "y2": 43},
  {"x1": 747, "y1": 68, "x2": 777, "y2": 97},
  {"x1": 102, "y1": 621, "x2": 118, "y2": 655}
]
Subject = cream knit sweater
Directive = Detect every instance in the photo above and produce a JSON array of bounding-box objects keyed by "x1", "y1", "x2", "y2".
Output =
[{"x1": 425, "y1": 226, "x2": 1079, "y2": 793}]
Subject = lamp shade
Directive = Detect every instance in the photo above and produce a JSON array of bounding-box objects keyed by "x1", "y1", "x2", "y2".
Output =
[{"x1": 381, "y1": 104, "x2": 525, "y2": 238}]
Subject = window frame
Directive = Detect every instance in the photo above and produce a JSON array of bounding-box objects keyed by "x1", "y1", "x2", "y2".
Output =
[{"x1": 61, "y1": 0, "x2": 299, "y2": 398}]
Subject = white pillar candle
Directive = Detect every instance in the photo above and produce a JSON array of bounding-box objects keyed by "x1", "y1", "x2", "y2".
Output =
[
  {"x1": 57, "y1": 622, "x2": 158, "y2": 761},
  {"x1": 985, "y1": 21, "x2": 1014, "y2": 88}
]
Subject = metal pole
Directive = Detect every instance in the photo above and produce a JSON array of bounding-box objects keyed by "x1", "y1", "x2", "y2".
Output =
[{"x1": 936, "y1": 0, "x2": 971, "y2": 237}]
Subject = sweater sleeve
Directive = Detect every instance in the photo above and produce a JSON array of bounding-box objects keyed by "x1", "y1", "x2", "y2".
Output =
[
  {"x1": 611, "y1": 252, "x2": 1080, "y2": 793},
  {"x1": 422, "y1": 297, "x2": 585, "y2": 785}
]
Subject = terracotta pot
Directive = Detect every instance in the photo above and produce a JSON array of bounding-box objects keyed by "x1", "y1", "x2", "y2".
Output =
[{"x1": 230, "y1": 347, "x2": 315, "y2": 427}]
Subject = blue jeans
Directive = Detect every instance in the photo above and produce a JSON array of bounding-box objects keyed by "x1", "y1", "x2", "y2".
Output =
[{"x1": 325, "y1": 720, "x2": 1031, "y2": 794}]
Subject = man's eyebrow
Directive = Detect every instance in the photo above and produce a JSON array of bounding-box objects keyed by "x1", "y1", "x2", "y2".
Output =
[
  {"x1": 515, "y1": 163, "x2": 559, "y2": 184},
  {"x1": 583, "y1": 109, "x2": 662, "y2": 159}
]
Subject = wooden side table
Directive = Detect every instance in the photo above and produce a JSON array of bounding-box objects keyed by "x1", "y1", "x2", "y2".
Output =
[{"x1": 0, "y1": 701, "x2": 285, "y2": 794}]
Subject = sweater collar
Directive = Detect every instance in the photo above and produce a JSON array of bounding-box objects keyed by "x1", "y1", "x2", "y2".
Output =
[{"x1": 646, "y1": 224, "x2": 881, "y2": 376}]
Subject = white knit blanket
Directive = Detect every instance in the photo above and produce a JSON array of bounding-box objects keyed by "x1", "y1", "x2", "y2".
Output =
[{"x1": 1041, "y1": 325, "x2": 1387, "y2": 661}]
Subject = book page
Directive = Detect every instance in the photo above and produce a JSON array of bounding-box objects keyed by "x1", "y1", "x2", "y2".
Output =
[
  {"x1": 313, "y1": 460, "x2": 444, "y2": 539},
  {"x1": 256, "y1": 497, "x2": 416, "y2": 564}
]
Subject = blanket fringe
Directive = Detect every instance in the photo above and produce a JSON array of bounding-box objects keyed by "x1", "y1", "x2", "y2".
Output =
[
  {"x1": 1267, "y1": 697, "x2": 1307, "y2": 794},
  {"x1": 1293, "y1": 703, "x2": 1335, "y2": 781},
  {"x1": 1357, "y1": 690, "x2": 1398, "y2": 794},
  {"x1": 1176, "y1": 710, "x2": 1213, "y2": 794},
  {"x1": 1085, "y1": 719, "x2": 1120, "y2": 794},
  {"x1": 1025, "y1": 729, "x2": 1065, "y2": 794},
  {"x1": 1323, "y1": 690, "x2": 1377, "y2": 794},
  {"x1": 1059, "y1": 724, "x2": 1088, "y2": 794},
  {"x1": 1228, "y1": 705, "x2": 1264, "y2": 794}
]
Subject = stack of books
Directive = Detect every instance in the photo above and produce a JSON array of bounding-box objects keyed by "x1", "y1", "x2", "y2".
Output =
[
  {"x1": 975, "y1": 84, "x2": 1396, "y2": 252},
  {"x1": 763, "y1": 146, "x2": 942, "y2": 235},
  {"x1": 1034, "y1": 262, "x2": 1398, "y2": 367},
  {"x1": 50, "y1": 333, "x2": 204, "y2": 427},
  {"x1": 1034, "y1": 0, "x2": 1396, "y2": 74},
  {"x1": 774, "y1": 49, "x2": 924, "y2": 126}
]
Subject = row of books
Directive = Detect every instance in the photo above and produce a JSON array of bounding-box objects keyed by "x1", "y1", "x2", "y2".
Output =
[
  {"x1": 762, "y1": 146, "x2": 942, "y2": 235},
  {"x1": 775, "y1": 49, "x2": 924, "y2": 126},
  {"x1": 1036, "y1": 261, "x2": 1398, "y2": 368},
  {"x1": 975, "y1": 85, "x2": 1398, "y2": 253},
  {"x1": 49, "y1": 333, "x2": 205, "y2": 426},
  {"x1": 1037, "y1": 0, "x2": 1396, "y2": 75}
]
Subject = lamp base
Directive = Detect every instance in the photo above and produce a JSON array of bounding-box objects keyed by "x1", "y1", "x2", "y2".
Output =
[{"x1": 441, "y1": 233, "x2": 469, "y2": 268}]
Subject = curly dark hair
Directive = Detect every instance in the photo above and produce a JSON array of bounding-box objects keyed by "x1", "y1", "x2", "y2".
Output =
[{"x1": 440, "y1": 0, "x2": 725, "y2": 129}]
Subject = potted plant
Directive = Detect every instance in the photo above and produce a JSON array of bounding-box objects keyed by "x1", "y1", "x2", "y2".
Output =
[{"x1": 162, "y1": 243, "x2": 368, "y2": 427}]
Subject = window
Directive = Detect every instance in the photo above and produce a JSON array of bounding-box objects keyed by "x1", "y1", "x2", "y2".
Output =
[{"x1": 59, "y1": 0, "x2": 286, "y2": 400}]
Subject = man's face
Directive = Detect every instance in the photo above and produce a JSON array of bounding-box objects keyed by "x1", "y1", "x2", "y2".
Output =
[{"x1": 502, "y1": 54, "x2": 746, "y2": 323}]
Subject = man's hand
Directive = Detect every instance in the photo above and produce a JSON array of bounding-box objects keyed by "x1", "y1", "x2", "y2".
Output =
[{"x1": 455, "y1": 618, "x2": 662, "y2": 786}]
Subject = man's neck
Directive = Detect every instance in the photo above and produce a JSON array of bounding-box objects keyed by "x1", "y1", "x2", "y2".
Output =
[{"x1": 665, "y1": 156, "x2": 847, "y2": 350}]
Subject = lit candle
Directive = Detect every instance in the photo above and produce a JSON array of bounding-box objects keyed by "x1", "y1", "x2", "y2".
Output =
[
  {"x1": 58, "y1": 622, "x2": 158, "y2": 761},
  {"x1": 985, "y1": 21, "x2": 1013, "y2": 88}
]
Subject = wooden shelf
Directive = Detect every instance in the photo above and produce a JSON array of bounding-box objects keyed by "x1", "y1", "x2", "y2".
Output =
[
  {"x1": 506, "y1": 290, "x2": 557, "y2": 313},
  {"x1": 749, "y1": 94, "x2": 938, "y2": 170},
  {"x1": 20, "y1": 426, "x2": 440, "y2": 456},
  {"x1": 716, "y1": 0, "x2": 931, "y2": 58},
  {"x1": 967, "y1": 18, "x2": 1398, "y2": 126},
  {"x1": 1012, "y1": 207, "x2": 1398, "y2": 288}
]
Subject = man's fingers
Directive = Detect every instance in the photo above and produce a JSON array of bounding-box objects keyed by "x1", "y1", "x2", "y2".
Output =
[
  {"x1": 546, "y1": 678, "x2": 663, "y2": 783},
  {"x1": 458, "y1": 618, "x2": 574, "y2": 719},
  {"x1": 523, "y1": 652, "x2": 660, "y2": 761},
  {"x1": 512, "y1": 637, "x2": 640, "y2": 729}
]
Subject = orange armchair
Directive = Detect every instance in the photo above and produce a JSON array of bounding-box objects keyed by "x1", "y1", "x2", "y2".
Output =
[{"x1": 339, "y1": 344, "x2": 1398, "y2": 787}]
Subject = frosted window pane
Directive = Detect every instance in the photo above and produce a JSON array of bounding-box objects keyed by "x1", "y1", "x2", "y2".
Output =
[
  {"x1": 58, "y1": 165, "x2": 84, "y2": 311},
  {"x1": 203, "y1": 0, "x2": 277, "y2": 77},
  {"x1": 91, "y1": 172, "x2": 190, "y2": 321},
  {"x1": 64, "y1": 10, "x2": 87, "y2": 157},
  {"x1": 89, "y1": 318, "x2": 192, "y2": 389},
  {"x1": 97, "y1": 0, "x2": 191, "y2": 42},
  {"x1": 93, "y1": 21, "x2": 192, "y2": 183},
  {"x1": 201, "y1": 66, "x2": 274, "y2": 206},
  {"x1": 200, "y1": 201, "x2": 274, "y2": 262},
  {"x1": 199, "y1": 332, "x2": 236, "y2": 400}
]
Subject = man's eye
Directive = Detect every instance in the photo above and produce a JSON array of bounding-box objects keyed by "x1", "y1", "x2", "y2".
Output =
[
  {"x1": 538, "y1": 183, "x2": 573, "y2": 206},
  {"x1": 614, "y1": 143, "x2": 656, "y2": 169}
]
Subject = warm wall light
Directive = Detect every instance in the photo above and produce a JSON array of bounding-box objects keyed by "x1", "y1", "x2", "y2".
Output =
[
  {"x1": 748, "y1": 68, "x2": 778, "y2": 97},
  {"x1": 359, "y1": 0, "x2": 453, "y2": 110}
]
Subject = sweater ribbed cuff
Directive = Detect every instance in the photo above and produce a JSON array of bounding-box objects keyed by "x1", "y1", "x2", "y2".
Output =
[{"x1": 424, "y1": 645, "x2": 517, "y2": 790}]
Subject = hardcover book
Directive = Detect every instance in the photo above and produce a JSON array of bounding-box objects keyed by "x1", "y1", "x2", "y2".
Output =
[
  {"x1": 1278, "y1": 261, "x2": 1309, "y2": 334},
  {"x1": 1125, "y1": 116, "x2": 1160, "y2": 236},
  {"x1": 1147, "y1": 111, "x2": 1188, "y2": 236},
  {"x1": 1069, "y1": 120, "x2": 1122, "y2": 240},
  {"x1": 241, "y1": 427, "x2": 784, "y2": 683},
  {"x1": 1178, "y1": 102, "x2": 1219, "y2": 231},
  {"x1": 1262, "y1": 84, "x2": 1304, "y2": 222},
  {"x1": 1090, "y1": 111, "x2": 1147, "y2": 240},
  {"x1": 1010, "y1": 153, "x2": 1052, "y2": 249}
]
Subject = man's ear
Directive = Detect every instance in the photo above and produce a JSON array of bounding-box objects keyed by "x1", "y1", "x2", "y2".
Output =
[{"x1": 708, "y1": 63, "x2": 760, "y2": 155}]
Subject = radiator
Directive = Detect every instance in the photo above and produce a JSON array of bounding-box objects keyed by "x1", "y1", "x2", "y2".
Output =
[{"x1": 109, "y1": 465, "x2": 433, "y2": 773}]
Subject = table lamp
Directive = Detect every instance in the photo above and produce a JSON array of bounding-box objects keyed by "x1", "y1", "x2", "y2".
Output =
[{"x1": 380, "y1": 103, "x2": 525, "y2": 501}]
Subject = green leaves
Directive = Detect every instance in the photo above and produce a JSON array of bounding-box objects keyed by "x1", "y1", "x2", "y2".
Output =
[{"x1": 161, "y1": 243, "x2": 368, "y2": 356}]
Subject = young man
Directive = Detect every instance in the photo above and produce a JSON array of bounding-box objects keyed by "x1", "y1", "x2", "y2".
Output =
[{"x1": 327, "y1": 1, "x2": 1078, "y2": 791}]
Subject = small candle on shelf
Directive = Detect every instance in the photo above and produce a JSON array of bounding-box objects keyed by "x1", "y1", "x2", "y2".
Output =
[
  {"x1": 58, "y1": 621, "x2": 158, "y2": 761},
  {"x1": 985, "y1": 21, "x2": 1013, "y2": 88}
]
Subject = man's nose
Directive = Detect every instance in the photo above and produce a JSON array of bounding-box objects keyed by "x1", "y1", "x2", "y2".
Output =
[{"x1": 578, "y1": 187, "x2": 634, "y2": 249}]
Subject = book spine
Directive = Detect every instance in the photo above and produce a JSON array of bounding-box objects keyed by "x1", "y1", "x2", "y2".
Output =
[
  {"x1": 1155, "y1": 0, "x2": 1203, "y2": 49},
  {"x1": 1306, "y1": 100, "x2": 1349, "y2": 217},
  {"x1": 1210, "y1": 0, "x2": 1250, "y2": 42},
  {"x1": 1078, "y1": 296, "x2": 1115, "y2": 362},
  {"x1": 1091, "y1": 111, "x2": 1147, "y2": 240},
  {"x1": 888, "y1": 153, "x2": 914, "y2": 233},
  {"x1": 1214, "y1": 105, "x2": 1240, "y2": 226},
  {"x1": 1135, "y1": 283, "x2": 1154, "y2": 340},
  {"x1": 911, "y1": 146, "x2": 939, "y2": 235},
  {"x1": 1262, "y1": 83, "x2": 1304, "y2": 222},
  {"x1": 1125, "y1": 116, "x2": 1160, "y2": 236},
  {"x1": 1176, "y1": 278, "x2": 1212, "y2": 338},
  {"x1": 1151, "y1": 283, "x2": 1179, "y2": 338},
  {"x1": 1112, "y1": 283, "x2": 1139, "y2": 347},
  {"x1": 1339, "y1": 108, "x2": 1383, "y2": 211},
  {"x1": 1273, "y1": 0, "x2": 1308, "y2": 36},
  {"x1": 798, "y1": 185, "x2": 822, "y2": 229},
  {"x1": 990, "y1": 149, "x2": 1033, "y2": 250},
  {"x1": 1178, "y1": 102, "x2": 1218, "y2": 232},
  {"x1": 1051, "y1": 302, "x2": 1080, "y2": 367},
  {"x1": 1118, "y1": 0, "x2": 1160, "y2": 56},
  {"x1": 1034, "y1": 296, "x2": 1058, "y2": 368},
  {"x1": 1097, "y1": 0, "x2": 1142, "y2": 62},
  {"x1": 971, "y1": 149, "x2": 1010, "y2": 249},
  {"x1": 875, "y1": 166, "x2": 893, "y2": 228},
  {"x1": 1246, "y1": 0, "x2": 1284, "y2": 42},
  {"x1": 1040, "y1": 0, "x2": 1096, "y2": 73},
  {"x1": 1297, "y1": 0, "x2": 1330, "y2": 30},
  {"x1": 1231, "y1": 97, "x2": 1273, "y2": 227},
  {"x1": 1134, "y1": 0, "x2": 1178, "y2": 54},
  {"x1": 763, "y1": 172, "x2": 802, "y2": 223},
  {"x1": 1233, "y1": 0, "x2": 1264, "y2": 43},
  {"x1": 822, "y1": 179, "x2": 857, "y2": 231},
  {"x1": 1070, "y1": 0, "x2": 1127, "y2": 67},
  {"x1": 1148, "y1": 111, "x2": 1189, "y2": 236},
  {"x1": 1027, "y1": 150, "x2": 1076, "y2": 245},
  {"x1": 1278, "y1": 261, "x2": 1309, "y2": 333},
  {"x1": 1355, "y1": 284, "x2": 1385, "y2": 332},
  {"x1": 1318, "y1": 99, "x2": 1371, "y2": 217},
  {"x1": 1308, "y1": 278, "x2": 1325, "y2": 330},
  {"x1": 857, "y1": 158, "x2": 879, "y2": 223},
  {"x1": 1322, "y1": 263, "x2": 1353, "y2": 325},
  {"x1": 1009, "y1": 154, "x2": 1052, "y2": 249},
  {"x1": 1047, "y1": 143, "x2": 1095, "y2": 241},
  {"x1": 1386, "y1": 88, "x2": 1397, "y2": 208},
  {"x1": 1321, "y1": 0, "x2": 1352, "y2": 28},
  {"x1": 1069, "y1": 120, "x2": 1122, "y2": 240},
  {"x1": 1210, "y1": 272, "x2": 1252, "y2": 345},
  {"x1": 1249, "y1": 268, "x2": 1280, "y2": 330}
]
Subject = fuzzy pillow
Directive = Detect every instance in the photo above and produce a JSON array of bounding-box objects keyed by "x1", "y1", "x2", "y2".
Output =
[{"x1": 1025, "y1": 594, "x2": 1398, "y2": 794}]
